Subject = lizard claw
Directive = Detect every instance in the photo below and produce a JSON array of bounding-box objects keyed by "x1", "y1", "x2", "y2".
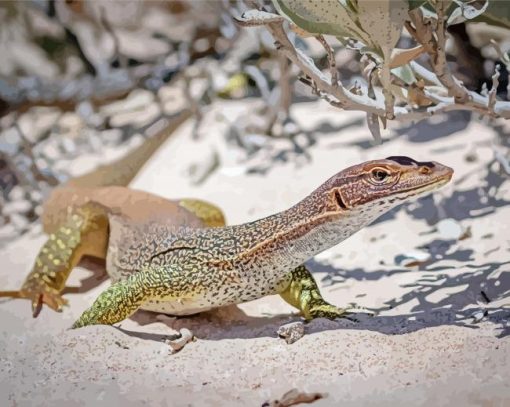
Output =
[{"x1": 20, "y1": 287, "x2": 68, "y2": 317}]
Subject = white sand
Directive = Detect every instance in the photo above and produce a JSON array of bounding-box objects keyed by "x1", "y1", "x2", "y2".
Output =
[{"x1": 1, "y1": 101, "x2": 509, "y2": 406}]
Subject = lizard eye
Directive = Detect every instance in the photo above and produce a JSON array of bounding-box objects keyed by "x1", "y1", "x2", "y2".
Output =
[{"x1": 370, "y1": 168, "x2": 390, "y2": 183}]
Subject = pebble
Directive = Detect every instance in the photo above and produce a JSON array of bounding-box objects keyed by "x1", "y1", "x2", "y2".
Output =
[{"x1": 277, "y1": 321, "x2": 305, "y2": 344}]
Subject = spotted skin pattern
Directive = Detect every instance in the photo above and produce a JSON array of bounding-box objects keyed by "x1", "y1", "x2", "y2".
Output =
[
  {"x1": 0, "y1": 190, "x2": 224, "y2": 317},
  {"x1": 0, "y1": 202, "x2": 109, "y2": 316},
  {"x1": 1, "y1": 157, "x2": 453, "y2": 329},
  {"x1": 73, "y1": 157, "x2": 453, "y2": 328}
]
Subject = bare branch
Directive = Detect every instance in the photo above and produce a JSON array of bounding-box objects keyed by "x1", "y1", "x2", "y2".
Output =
[
  {"x1": 434, "y1": 1, "x2": 470, "y2": 103},
  {"x1": 408, "y1": 3, "x2": 469, "y2": 103},
  {"x1": 488, "y1": 65, "x2": 500, "y2": 113},
  {"x1": 236, "y1": 6, "x2": 510, "y2": 126},
  {"x1": 315, "y1": 35, "x2": 339, "y2": 87}
]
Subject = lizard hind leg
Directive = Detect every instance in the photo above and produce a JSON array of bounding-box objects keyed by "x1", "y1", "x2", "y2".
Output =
[
  {"x1": 279, "y1": 265, "x2": 351, "y2": 320},
  {"x1": 72, "y1": 266, "x2": 173, "y2": 328},
  {"x1": 178, "y1": 199, "x2": 226, "y2": 228},
  {"x1": 0, "y1": 202, "x2": 109, "y2": 317}
]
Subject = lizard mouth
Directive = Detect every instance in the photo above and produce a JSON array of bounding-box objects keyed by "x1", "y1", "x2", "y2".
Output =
[{"x1": 397, "y1": 172, "x2": 453, "y2": 200}]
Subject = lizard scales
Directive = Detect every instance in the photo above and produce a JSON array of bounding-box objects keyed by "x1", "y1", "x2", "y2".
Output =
[{"x1": 0, "y1": 156, "x2": 453, "y2": 327}]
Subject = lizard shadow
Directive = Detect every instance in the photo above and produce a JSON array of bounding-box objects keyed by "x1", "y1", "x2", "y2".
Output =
[
  {"x1": 121, "y1": 305, "x2": 297, "y2": 342},
  {"x1": 112, "y1": 234, "x2": 510, "y2": 344},
  {"x1": 61, "y1": 256, "x2": 109, "y2": 295},
  {"x1": 117, "y1": 256, "x2": 509, "y2": 344},
  {"x1": 307, "y1": 255, "x2": 510, "y2": 339}
]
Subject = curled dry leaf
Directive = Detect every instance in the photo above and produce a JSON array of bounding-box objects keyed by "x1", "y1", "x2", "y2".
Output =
[
  {"x1": 263, "y1": 389, "x2": 327, "y2": 407},
  {"x1": 234, "y1": 10, "x2": 284, "y2": 27},
  {"x1": 165, "y1": 328, "x2": 194, "y2": 353},
  {"x1": 389, "y1": 45, "x2": 425, "y2": 69},
  {"x1": 366, "y1": 113, "x2": 382, "y2": 144}
]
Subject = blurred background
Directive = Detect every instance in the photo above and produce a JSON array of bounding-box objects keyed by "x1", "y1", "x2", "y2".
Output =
[{"x1": 1, "y1": 0, "x2": 510, "y2": 242}]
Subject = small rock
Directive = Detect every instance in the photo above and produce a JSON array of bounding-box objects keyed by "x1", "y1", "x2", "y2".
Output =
[
  {"x1": 437, "y1": 218, "x2": 464, "y2": 240},
  {"x1": 277, "y1": 321, "x2": 305, "y2": 344}
]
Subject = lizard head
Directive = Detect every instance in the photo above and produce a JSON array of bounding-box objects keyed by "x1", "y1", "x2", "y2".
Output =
[{"x1": 323, "y1": 156, "x2": 453, "y2": 213}]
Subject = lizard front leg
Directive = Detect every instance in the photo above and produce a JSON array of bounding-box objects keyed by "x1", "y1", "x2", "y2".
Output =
[
  {"x1": 0, "y1": 202, "x2": 109, "y2": 317},
  {"x1": 279, "y1": 265, "x2": 350, "y2": 320}
]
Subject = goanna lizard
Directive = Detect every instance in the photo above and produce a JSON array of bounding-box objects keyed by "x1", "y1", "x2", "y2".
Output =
[{"x1": 0, "y1": 156, "x2": 453, "y2": 328}]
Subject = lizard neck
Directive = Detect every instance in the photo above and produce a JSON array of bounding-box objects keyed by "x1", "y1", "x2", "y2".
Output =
[{"x1": 235, "y1": 184, "x2": 381, "y2": 271}]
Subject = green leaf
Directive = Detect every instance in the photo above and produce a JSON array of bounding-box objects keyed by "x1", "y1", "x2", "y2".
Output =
[
  {"x1": 474, "y1": 1, "x2": 510, "y2": 29},
  {"x1": 356, "y1": 0, "x2": 407, "y2": 106},
  {"x1": 272, "y1": 0, "x2": 372, "y2": 44},
  {"x1": 356, "y1": 0, "x2": 407, "y2": 61},
  {"x1": 392, "y1": 64, "x2": 417, "y2": 85},
  {"x1": 408, "y1": 0, "x2": 428, "y2": 10}
]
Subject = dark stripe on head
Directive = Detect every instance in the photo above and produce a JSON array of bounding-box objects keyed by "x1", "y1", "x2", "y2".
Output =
[{"x1": 386, "y1": 156, "x2": 435, "y2": 168}]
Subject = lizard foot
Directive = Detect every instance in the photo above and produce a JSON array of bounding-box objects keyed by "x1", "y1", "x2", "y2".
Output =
[
  {"x1": 307, "y1": 304, "x2": 355, "y2": 321},
  {"x1": 19, "y1": 286, "x2": 68, "y2": 317}
]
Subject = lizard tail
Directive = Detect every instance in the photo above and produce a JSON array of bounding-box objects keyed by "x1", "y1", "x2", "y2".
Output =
[{"x1": 66, "y1": 109, "x2": 191, "y2": 188}]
